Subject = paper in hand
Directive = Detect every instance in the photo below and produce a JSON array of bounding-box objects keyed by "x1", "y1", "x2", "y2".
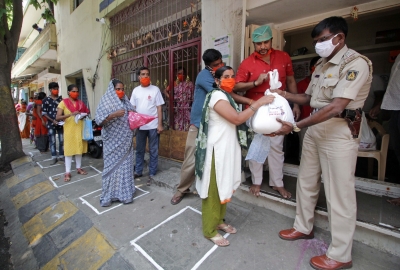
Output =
[{"x1": 74, "y1": 113, "x2": 88, "y2": 123}]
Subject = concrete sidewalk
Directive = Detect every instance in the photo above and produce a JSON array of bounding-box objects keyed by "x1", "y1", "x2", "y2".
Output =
[{"x1": 0, "y1": 139, "x2": 399, "y2": 270}]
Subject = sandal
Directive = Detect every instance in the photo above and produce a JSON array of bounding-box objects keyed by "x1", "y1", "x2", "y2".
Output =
[
  {"x1": 206, "y1": 233, "x2": 229, "y2": 247},
  {"x1": 64, "y1": 173, "x2": 71, "y2": 182},
  {"x1": 170, "y1": 189, "x2": 190, "y2": 205},
  {"x1": 76, "y1": 168, "x2": 88, "y2": 175},
  {"x1": 216, "y1": 224, "x2": 237, "y2": 234}
]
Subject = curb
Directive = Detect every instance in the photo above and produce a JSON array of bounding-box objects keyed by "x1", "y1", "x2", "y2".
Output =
[{"x1": 0, "y1": 156, "x2": 121, "y2": 269}]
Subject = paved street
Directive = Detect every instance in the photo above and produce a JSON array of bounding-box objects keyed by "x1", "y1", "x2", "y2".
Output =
[{"x1": 0, "y1": 139, "x2": 399, "y2": 269}]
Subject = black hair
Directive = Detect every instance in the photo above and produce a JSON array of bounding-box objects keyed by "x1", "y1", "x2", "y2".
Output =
[
  {"x1": 212, "y1": 66, "x2": 233, "y2": 88},
  {"x1": 310, "y1": 56, "x2": 321, "y2": 69},
  {"x1": 49, "y1": 82, "x2": 59, "y2": 89},
  {"x1": 112, "y1": 79, "x2": 123, "y2": 88},
  {"x1": 21, "y1": 101, "x2": 27, "y2": 105},
  {"x1": 37, "y1": 92, "x2": 46, "y2": 100},
  {"x1": 32, "y1": 23, "x2": 38, "y2": 29},
  {"x1": 67, "y1": 84, "x2": 78, "y2": 92},
  {"x1": 177, "y1": 66, "x2": 186, "y2": 73},
  {"x1": 311, "y1": 16, "x2": 348, "y2": 38},
  {"x1": 137, "y1": 66, "x2": 149, "y2": 76},
  {"x1": 202, "y1": 49, "x2": 222, "y2": 66}
]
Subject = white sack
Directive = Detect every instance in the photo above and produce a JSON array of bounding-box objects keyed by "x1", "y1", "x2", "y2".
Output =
[{"x1": 247, "y1": 89, "x2": 294, "y2": 134}]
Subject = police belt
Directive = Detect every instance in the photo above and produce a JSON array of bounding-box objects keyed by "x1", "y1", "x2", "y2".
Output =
[
  {"x1": 312, "y1": 108, "x2": 361, "y2": 119},
  {"x1": 312, "y1": 108, "x2": 362, "y2": 138}
]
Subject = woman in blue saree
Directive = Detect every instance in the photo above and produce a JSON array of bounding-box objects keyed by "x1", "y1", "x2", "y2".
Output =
[{"x1": 95, "y1": 79, "x2": 136, "y2": 207}]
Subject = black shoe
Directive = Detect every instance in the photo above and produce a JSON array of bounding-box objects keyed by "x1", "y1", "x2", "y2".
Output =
[
  {"x1": 134, "y1": 173, "x2": 143, "y2": 179},
  {"x1": 58, "y1": 157, "x2": 64, "y2": 162},
  {"x1": 50, "y1": 158, "x2": 58, "y2": 165}
]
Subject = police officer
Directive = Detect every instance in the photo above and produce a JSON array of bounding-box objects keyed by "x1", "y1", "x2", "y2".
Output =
[{"x1": 271, "y1": 16, "x2": 372, "y2": 270}]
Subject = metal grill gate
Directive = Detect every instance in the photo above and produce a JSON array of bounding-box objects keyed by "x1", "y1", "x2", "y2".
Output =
[{"x1": 110, "y1": 0, "x2": 202, "y2": 160}]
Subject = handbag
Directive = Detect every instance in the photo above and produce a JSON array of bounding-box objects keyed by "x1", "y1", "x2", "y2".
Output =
[{"x1": 82, "y1": 118, "x2": 93, "y2": 141}]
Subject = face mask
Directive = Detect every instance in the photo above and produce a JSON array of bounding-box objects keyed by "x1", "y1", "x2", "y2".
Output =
[
  {"x1": 116, "y1": 90, "x2": 125, "y2": 99},
  {"x1": 219, "y1": 78, "x2": 236, "y2": 93},
  {"x1": 315, "y1": 34, "x2": 339, "y2": 58},
  {"x1": 255, "y1": 49, "x2": 271, "y2": 58},
  {"x1": 69, "y1": 92, "x2": 79, "y2": 100},
  {"x1": 140, "y1": 77, "x2": 151, "y2": 87},
  {"x1": 51, "y1": 90, "x2": 59, "y2": 96},
  {"x1": 206, "y1": 64, "x2": 224, "y2": 72},
  {"x1": 177, "y1": 74, "x2": 184, "y2": 82}
]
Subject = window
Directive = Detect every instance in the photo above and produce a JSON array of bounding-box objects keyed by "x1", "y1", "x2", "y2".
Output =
[{"x1": 73, "y1": 0, "x2": 84, "y2": 10}]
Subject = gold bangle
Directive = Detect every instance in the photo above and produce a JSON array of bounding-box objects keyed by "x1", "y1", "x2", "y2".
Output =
[
  {"x1": 249, "y1": 105, "x2": 257, "y2": 112},
  {"x1": 283, "y1": 91, "x2": 287, "y2": 98},
  {"x1": 253, "y1": 81, "x2": 257, "y2": 87}
]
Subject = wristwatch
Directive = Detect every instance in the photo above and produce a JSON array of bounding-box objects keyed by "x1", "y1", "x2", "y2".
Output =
[{"x1": 292, "y1": 122, "x2": 301, "y2": 132}]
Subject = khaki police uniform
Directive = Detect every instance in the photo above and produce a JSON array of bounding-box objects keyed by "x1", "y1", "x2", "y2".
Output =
[{"x1": 293, "y1": 45, "x2": 372, "y2": 263}]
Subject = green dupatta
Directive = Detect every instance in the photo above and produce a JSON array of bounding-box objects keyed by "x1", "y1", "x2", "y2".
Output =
[{"x1": 194, "y1": 89, "x2": 248, "y2": 181}]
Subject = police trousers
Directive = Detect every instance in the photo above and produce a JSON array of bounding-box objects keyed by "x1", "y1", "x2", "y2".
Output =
[{"x1": 293, "y1": 117, "x2": 359, "y2": 263}]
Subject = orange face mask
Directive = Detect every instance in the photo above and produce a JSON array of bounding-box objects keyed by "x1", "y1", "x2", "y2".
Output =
[
  {"x1": 116, "y1": 90, "x2": 125, "y2": 99},
  {"x1": 255, "y1": 49, "x2": 272, "y2": 58},
  {"x1": 177, "y1": 74, "x2": 185, "y2": 82},
  {"x1": 140, "y1": 77, "x2": 151, "y2": 87},
  {"x1": 207, "y1": 64, "x2": 224, "y2": 73},
  {"x1": 219, "y1": 78, "x2": 236, "y2": 93},
  {"x1": 69, "y1": 92, "x2": 79, "y2": 100},
  {"x1": 51, "y1": 90, "x2": 59, "y2": 96}
]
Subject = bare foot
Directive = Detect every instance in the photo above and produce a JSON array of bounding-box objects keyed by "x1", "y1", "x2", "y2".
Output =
[
  {"x1": 273, "y1": 186, "x2": 291, "y2": 199},
  {"x1": 388, "y1": 198, "x2": 400, "y2": 206},
  {"x1": 249, "y1": 185, "x2": 261, "y2": 197}
]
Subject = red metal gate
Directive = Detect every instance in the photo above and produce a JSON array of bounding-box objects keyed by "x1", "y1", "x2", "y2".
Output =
[{"x1": 110, "y1": 0, "x2": 202, "y2": 131}]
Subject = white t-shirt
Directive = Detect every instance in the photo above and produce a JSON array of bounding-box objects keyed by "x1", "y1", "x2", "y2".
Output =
[{"x1": 130, "y1": 85, "x2": 165, "y2": 130}]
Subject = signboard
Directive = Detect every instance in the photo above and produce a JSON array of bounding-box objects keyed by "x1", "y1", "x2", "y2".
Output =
[{"x1": 214, "y1": 35, "x2": 230, "y2": 66}]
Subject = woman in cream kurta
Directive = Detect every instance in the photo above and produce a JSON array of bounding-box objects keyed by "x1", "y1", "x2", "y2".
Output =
[
  {"x1": 196, "y1": 91, "x2": 242, "y2": 203},
  {"x1": 195, "y1": 66, "x2": 275, "y2": 247}
]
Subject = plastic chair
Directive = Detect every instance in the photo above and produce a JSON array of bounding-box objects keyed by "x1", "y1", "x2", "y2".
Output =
[{"x1": 358, "y1": 120, "x2": 390, "y2": 181}]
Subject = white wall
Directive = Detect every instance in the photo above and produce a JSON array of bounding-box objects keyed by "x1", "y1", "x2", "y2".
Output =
[
  {"x1": 55, "y1": 0, "x2": 111, "y2": 113},
  {"x1": 201, "y1": 0, "x2": 245, "y2": 70}
]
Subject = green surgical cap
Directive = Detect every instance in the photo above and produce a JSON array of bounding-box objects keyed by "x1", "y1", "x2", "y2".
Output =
[{"x1": 252, "y1": 25, "x2": 272, "y2": 42}]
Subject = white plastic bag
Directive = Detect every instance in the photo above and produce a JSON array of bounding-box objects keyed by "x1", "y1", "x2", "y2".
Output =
[
  {"x1": 359, "y1": 112, "x2": 376, "y2": 151},
  {"x1": 247, "y1": 89, "x2": 294, "y2": 134}
]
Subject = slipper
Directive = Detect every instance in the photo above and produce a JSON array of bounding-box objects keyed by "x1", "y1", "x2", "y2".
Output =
[
  {"x1": 64, "y1": 173, "x2": 71, "y2": 182},
  {"x1": 216, "y1": 224, "x2": 237, "y2": 234},
  {"x1": 206, "y1": 233, "x2": 229, "y2": 247},
  {"x1": 76, "y1": 168, "x2": 88, "y2": 175}
]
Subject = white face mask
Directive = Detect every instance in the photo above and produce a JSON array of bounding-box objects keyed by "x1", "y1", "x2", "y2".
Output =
[{"x1": 315, "y1": 34, "x2": 339, "y2": 58}]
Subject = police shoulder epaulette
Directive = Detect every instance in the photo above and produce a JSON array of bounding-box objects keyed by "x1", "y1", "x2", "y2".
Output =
[{"x1": 340, "y1": 49, "x2": 373, "y2": 78}]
